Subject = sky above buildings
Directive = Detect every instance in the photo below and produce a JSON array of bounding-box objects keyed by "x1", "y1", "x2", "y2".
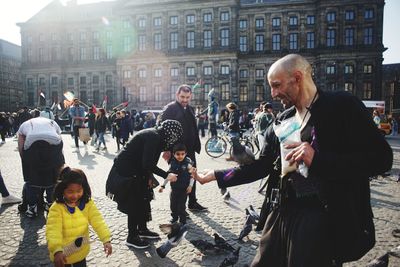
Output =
[{"x1": 0, "y1": 0, "x2": 399, "y2": 64}]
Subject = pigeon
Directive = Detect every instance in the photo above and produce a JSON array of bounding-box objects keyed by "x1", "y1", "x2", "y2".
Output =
[
  {"x1": 220, "y1": 187, "x2": 231, "y2": 201},
  {"x1": 159, "y1": 223, "x2": 181, "y2": 237},
  {"x1": 248, "y1": 205, "x2": 260, "y2": 222},
  {"x1": 366, "y1": 253, "x2": 388, "y2": 267},
  {"x1": 237, "y1": 213, "x2": 255, "y2": 241},
  {"x1": 156, "y1": 223, "x2": 188, "y2": 258},
  {"x1": 231, "y1": 137, "x2": 255, "y2": 165},
  {"x1": 190, "y1": 240, "x2": 218, "y2": 253},
  {"x1": 219, "y1": 247, "x2": 241, "y2": 267},
  {"x1": 213, "y1": 233, "x2": 235, "y2": 252}
]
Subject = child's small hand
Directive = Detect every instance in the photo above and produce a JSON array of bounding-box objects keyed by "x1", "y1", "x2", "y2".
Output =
[
  {"x1": 188, "y1": 164, "x2": 193, "y2": 173},
  {"x1": 103, "y1": 242, "x2": 112, "y2": 257},
  {"x1": 54, "y1": 251, "x2": 67, "y2": 267},
  {"x1": 158, "y1": 187, "x2": 164, "y2": 193},
  {"x1": 186, "y1": 186, "x2": 192, "y2": 194}
]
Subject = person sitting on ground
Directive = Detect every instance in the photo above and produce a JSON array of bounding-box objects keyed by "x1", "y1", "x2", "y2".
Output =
[{"x1": 159, "y1": 143, "x2": 194, "y2": 225}]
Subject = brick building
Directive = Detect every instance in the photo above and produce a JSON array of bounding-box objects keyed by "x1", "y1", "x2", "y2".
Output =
[{"x1": 18, "y1": 0, "x2": 386, "y2": 111}]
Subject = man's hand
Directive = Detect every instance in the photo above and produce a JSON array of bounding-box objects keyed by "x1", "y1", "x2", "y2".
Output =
[
  {"x1": 103, "y1": 242, "x2": 112, "y2": 257},
  {"x1": 193, "y1": 170, "x2": 216, "y2": 185},
  {"x1": 162, "y1": 151, "x2": 171, "y2": 162},
  {"x1": 167, "y1": 173, "x2": 178, "y2": 183},
  {"x1": 284, "y1": 142, "x2": 315, "y2": 167},
  {"x1": 54, "y1": 251, "x2": 67, "y2": 267}
]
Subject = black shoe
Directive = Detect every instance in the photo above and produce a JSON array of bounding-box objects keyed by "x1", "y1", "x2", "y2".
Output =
[
  {"x1": 138, "y1": 229, "x2": 160, "y2": 239},
  {"x1": 188, "y1": 202, "x2": 208, "y2": 212},
  {"x1": 126, "y1": 235, "x2": 150, "y2": 249}
]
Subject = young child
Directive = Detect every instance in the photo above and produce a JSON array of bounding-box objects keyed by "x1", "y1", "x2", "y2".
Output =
[
  {"x1": 159, "y1": 143, "x2": 194, "y2": 224},
  {"x1": 46, "y1": 166, "x2": 112, "y2": 266}
]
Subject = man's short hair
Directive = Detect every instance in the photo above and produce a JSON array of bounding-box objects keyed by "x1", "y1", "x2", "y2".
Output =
[
  {"x1": 173, "y1": 143, "x2": 187, "y2": 153},
  {"x1": 226, "y1": 102, "x2": 237, "y2": 110},
  {"x1": 176, "y1": 84, "x2": 192, "y2": 94}
]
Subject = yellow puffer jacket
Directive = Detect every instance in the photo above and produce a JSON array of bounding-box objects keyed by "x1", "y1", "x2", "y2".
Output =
[{"x1": 46, "y1": 199, "x2": 111, "y2": 264}]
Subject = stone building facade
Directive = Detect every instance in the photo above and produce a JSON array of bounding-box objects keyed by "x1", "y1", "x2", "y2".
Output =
[
  {"x1": 382, "y1": 64, "x2": 400, "y2": 117},
  {"x1": 18, "y1": 0, "x2": 386, "y2": 111},
  {"x1": 0, "y1": 39, "x2": 22, "y2": 112}
]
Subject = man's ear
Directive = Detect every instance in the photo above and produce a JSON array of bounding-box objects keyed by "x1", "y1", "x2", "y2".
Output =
[{"x1": 293, "y1": 71, "x2": 303, "y2": 83}]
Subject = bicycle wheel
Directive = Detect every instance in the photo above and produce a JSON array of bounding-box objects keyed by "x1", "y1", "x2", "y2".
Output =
[
  {"x1": 229, "y1": 139, "x2": 254, "y2": 158},
  {"x1": 205, "y1": 136, "x2": 227, "y2": 158}
]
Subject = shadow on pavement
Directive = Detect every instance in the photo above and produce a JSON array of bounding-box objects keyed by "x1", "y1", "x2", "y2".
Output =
[
  {"x1": 128, "y1": 243, "x2": 179, "y2": 267},
  {"x1": 8, "y1": 212, "x2": 51, "y2": 266}
]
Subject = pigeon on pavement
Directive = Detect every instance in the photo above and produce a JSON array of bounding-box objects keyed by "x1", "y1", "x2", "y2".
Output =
[{"x1": 219, "y1": 247, "x2": 241, "y2": 267}]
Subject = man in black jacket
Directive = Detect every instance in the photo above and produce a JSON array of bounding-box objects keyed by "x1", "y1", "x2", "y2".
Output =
[
  {"x1": 161, "y1": 84, "x2": 207, "y2": 211},
  {"x1": 194, "y1": 54, "x2": 393, "y2": 267}
]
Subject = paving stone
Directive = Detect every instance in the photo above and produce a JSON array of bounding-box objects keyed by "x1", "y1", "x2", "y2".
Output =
[{"x1": 0, "y1": 134, "x2": 399, "y2": 266}]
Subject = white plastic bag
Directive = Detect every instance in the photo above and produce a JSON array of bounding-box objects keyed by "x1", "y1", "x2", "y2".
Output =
[{"x1": 273, "y1": 116, "x2": 308, "y2": 177}]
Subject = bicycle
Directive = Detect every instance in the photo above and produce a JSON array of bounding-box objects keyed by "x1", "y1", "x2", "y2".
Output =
[
  {"x1": 245, "y1": 128, "x2": 260, "y2": 156},
  {"x1": 205, "y1": 127, "x2": 255, "y2": 158}
]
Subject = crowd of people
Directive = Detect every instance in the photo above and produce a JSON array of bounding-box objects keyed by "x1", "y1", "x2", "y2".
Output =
[{"x1": 0, "y1": 54, "x2": 396, "y2": 267}]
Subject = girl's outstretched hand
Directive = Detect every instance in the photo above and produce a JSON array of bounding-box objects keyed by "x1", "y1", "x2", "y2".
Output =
[{"x1": 104, "y1": 242, "x2": 112, "y2": 257}]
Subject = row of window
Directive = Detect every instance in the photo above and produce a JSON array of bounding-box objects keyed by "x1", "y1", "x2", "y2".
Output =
[
  {"x1": 27, "y1": 7, "x2": 376, "y2": 44},
  {"x1": 132, "y1": 11, "x2": 231, "y2": 29},
  {"x1": 325, "y1": 64, "x2": 374, "y2": 75},
  {"x1": 123, "y1": 65, "x2": 233, "y2": 80},
  {"x1": 26, "y1": 26, "x2": 374, "y2": 63},
  {"x1": 26, "y1": 75, "x2": 114, "y2": 87}
]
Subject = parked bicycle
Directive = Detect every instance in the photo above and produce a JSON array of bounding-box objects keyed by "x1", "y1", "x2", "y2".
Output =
[
  {"x1": 246, "y1": 128, "x2": 260, "y2": 156},
  {"x1": 205, "y1": 127, "x2": 255, "y2": 158}
]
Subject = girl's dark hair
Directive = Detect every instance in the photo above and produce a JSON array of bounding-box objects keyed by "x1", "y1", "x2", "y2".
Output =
[{"x1": 53, "y1": 166, "x2": 92, "y2": 203}]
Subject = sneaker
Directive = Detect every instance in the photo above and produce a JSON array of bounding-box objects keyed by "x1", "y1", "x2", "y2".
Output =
[
  {"x1": 0, "y1": 141, "x2": 5, "y2": 144},
  {"x1": 2, "y1": 195, "x2": 22, "y2": 205},
  {"x1": 25, "y1": 204, "x2": 38, "y2": 218},
  {"x1": 138, "y1": 229, "x2": 160, "y2": 239},
  {"x1": 18, "y1": 203, "x2": 27, "y2": 213},
  {"x1": 102, "y1": 147, "x2": 107, "y2": 151},
  {"x1": 188, "y1": 202, "x2": 208, "y2": 211},
  {"x1": 126, "y1": 235, "x2": 150, "y2": 249}
]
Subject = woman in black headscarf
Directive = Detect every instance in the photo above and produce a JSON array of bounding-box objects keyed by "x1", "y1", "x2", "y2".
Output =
[{"x1": 106, "y1": 120, "x2": 183, "y2": 249}]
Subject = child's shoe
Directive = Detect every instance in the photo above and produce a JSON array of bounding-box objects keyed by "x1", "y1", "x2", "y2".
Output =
[{"x1": 25, "y1": 204, "x2": 38, "y2": 218}]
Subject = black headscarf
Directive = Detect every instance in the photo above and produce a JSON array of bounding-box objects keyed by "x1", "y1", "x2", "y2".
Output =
[{"x1": 157, "y1": 120, "x2": 183, "y2": 151}]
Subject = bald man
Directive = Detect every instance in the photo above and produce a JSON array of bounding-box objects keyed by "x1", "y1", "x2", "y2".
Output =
[{"x1": 194, "y1": 54, "x2": 392, "y2": 266}]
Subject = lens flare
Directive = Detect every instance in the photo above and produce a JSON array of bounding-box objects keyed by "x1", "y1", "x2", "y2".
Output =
[{"x1": 101, "y1": 16, "x2": 110, "y2": 26}]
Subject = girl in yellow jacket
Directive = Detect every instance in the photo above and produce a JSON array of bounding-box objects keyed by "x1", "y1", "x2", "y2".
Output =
[{"x1": 46, "y1": 166, "x2": 112, "y2": 267}]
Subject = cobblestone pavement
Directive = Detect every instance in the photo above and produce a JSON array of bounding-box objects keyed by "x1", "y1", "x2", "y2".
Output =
[{"x1": 0, "y1": 133, "x2": 399, "y2": 267}]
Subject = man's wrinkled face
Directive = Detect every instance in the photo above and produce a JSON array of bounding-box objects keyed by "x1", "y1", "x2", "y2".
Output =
[
  {"x1": 176, "y1": 90, "x2": 192, "y2": 107},
  {"x1": 268, "y1": 70, "x2": 298, "y2": 107}
]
